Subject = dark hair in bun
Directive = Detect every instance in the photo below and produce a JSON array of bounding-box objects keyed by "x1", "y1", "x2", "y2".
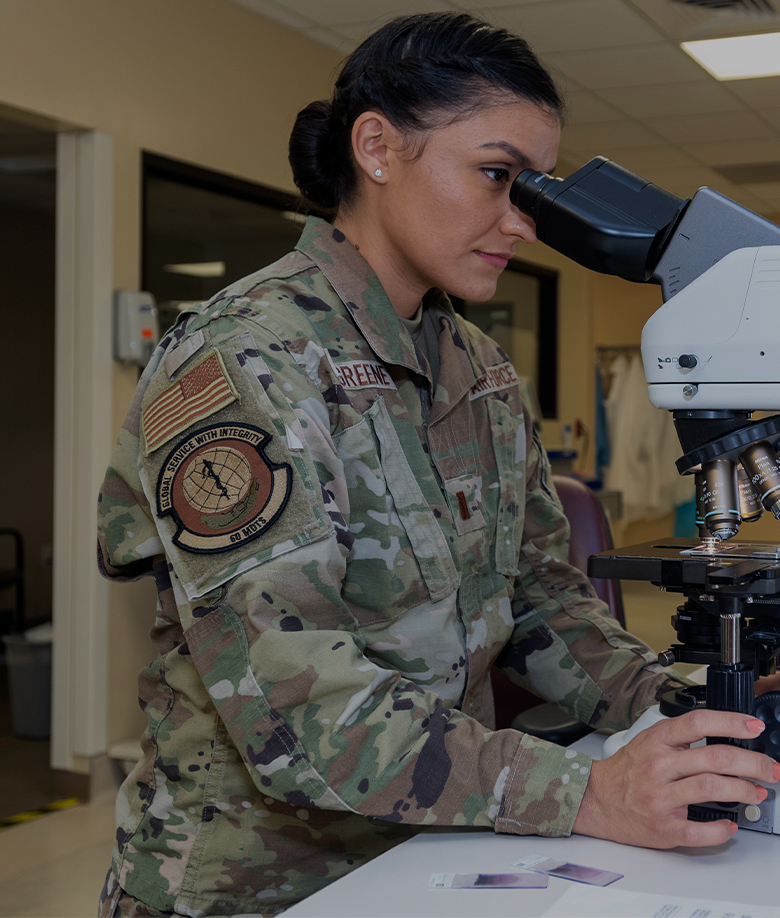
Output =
[{"x1": 288, "y1": 12, "x2": 565, "y2": 214}]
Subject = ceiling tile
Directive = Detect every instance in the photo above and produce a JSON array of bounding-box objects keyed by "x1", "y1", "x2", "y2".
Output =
[
  {"x1": 228, "y1": 0, "x2": 315, "y2": 29},
  {"x1": 683, "y1": 138, "x2": 780, "y2": 166},
  {"x1": 480, "y1": 0, "x2": 665, "y2": 54},
  {"x1": 601, "y1": 146, "x2": 700, "y2": 173},
  {"x1": 322, "y1": 20, "x2": 376, "y2": 42},
  {"x1": 598, "y1": 81, "x2": 744, "y2": 119},
  {"x1": 566, "y1": 90, "x2": 625, "y2": 124},
  {"x1": 227, "y1": 0, "x2": 780, "y2": 208},
  {"x1": 561, "y1": 119, "x2": 665, "y2": 150},
  {"x1": 299, "y1": 25, "x2": 357, "y2": 53},
  {"x1": 449, "y1": 0, "x2": 540, "y2": 8},
  {"x1": 545, "y1": 43, "x2": 709, "y2": 89},
  {"x1": 739, "y1": 182, "x2": 780, "y2": 210},
  {"x1": 719, "y1": 76, "x2": 780, "y2": 110},
  {"x1": 269, "y1": 0, "x2": 453, "y2": 27},
  {"x1": 644, "y1": 110, "x2": 777, "y2": 145},
  {"x1": 558, "y1": 142, "x2": 668, "y2": 165},
  {"x1": 757, "y1": 108, "x2": 780, "y2": 131}
]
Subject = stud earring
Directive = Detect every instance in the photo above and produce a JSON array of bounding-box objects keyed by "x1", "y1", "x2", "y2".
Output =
[{"x1": 374, "y1": 168, "x2": 383, "y2": 177}]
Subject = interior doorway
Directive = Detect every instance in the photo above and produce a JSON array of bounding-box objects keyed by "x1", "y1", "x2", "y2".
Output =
[{"x1": 0, "y1": 113, "x2": 58, "y2": 821}]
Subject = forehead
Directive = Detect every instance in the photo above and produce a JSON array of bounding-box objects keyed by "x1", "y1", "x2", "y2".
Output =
[{"x1": 425, "y1": 97, "x2": 561, "y2": 172}]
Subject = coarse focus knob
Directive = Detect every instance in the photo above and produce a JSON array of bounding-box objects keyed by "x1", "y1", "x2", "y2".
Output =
[
  {"x1": 688, "y1": 805, "x2": 735, "y2": 822},
  {"x1": 658, "y1": 650, "x2": 676, "y2": 667},
  {"x1": 678, "y1": 354, "x2": 698, "y2": 368}
]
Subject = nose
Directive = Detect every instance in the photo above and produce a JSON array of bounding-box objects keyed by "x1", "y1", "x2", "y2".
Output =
[{"x1": 500, "y1": 204, "x2": 538, "y2": 245}]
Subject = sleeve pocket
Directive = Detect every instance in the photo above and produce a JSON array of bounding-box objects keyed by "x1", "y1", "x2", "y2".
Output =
[{"x1": 487, "y1": 397, "x2": 527, "y2": 576}]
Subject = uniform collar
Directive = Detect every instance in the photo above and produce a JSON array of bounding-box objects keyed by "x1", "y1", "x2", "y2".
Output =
[
  {"x1": 295, "y1": 217, "x2": 421, "y2": 373},
  {"x1": 296, "y1": 216, "x2": 482, "y2": 398}
]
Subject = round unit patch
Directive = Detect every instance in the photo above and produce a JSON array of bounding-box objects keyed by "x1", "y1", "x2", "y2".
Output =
[{"x1": 157, "y1": 423, "x2": 292, "y2": 553}]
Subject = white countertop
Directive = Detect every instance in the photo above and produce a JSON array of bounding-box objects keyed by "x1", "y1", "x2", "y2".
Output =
[{"x1": 285, "y1": 730, "x2": 777, "y2": 917}]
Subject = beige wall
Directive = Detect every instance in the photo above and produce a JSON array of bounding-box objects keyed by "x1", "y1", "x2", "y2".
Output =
[{"x1": 0, "y1": 0, "x2": 342, "y2": 752}]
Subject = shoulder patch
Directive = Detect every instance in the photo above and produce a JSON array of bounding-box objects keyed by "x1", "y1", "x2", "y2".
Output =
[
  {"x1": 143, "y1": 350, "x2": 239, "y2": 455},
  {"x1": 156, "y1": 423, "x2": 291, "y2": 553}
]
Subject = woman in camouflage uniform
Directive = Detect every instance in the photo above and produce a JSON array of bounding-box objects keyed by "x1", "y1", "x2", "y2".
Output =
[{"x1": 97, "y1": 12, "x2": 779, "y2": 917}]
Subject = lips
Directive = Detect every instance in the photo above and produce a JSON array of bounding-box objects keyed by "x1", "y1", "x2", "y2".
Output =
[{"x1": 475, "y1": 251, "x2": 511, "y2": 268}]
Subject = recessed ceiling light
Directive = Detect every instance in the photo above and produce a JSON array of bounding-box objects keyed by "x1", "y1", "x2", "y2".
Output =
[
  {"x1": 682, "y1": 31, "x2": 780, "y2": 80},
  {"x1": 163, "y1": 261, "x2": 225, "y2": 278}
]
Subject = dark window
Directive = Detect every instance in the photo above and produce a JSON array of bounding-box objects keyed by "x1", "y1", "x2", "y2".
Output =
[{"x1": 142, "y1": 153, "x2": 303, "y2": 333}]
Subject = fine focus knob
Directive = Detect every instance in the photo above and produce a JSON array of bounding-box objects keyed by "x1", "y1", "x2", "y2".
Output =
[
  {"x1": 679, "y1": 354, "x2": 698, "y2": 368},
  {"x1": 744, "y1": 804, "x2": 762, "y2": 823}
]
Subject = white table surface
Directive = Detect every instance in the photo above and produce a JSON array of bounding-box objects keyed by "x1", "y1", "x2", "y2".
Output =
[{"x1": 284, "y1": 732, "x2": 778, "y2": 917}]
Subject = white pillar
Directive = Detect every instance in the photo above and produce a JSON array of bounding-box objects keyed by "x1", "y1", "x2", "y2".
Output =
[{"x1": 52, "y1": 130, "x2": 113, "y2": 771}]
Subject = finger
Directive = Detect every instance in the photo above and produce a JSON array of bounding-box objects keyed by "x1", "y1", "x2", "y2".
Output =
[
  {"x1": 656, "y1": 743, "x2": 780, "y2": 785},
  {"x1": 657, "y1": 709, "x2": 765, "y2": 747},
  {"x1": 669, "y1": 773, "x2": 769, "y2": 810},
  {"x1": 676, "y1": 816, "x2": 738, "y2": 849}
]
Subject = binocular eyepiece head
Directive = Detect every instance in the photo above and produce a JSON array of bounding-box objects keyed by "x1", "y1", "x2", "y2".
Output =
[{"x1": 508, "y1": 157, "x2": 687, "y2": 283}]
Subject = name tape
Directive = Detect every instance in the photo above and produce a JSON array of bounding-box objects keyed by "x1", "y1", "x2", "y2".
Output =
[
  {"x1": 330, "y1": 357, "x2": 396, "y2": 391},
  {"x1": 469, "y1": 361, "x2": 519, "y2": 400}
]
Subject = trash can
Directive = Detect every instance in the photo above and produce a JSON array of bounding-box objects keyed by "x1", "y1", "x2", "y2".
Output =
[{"x1": 3, "y1": 623, "x2": 52, "y2": 739}]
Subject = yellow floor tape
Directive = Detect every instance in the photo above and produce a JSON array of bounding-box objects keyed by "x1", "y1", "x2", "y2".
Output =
[{"x1": 0, "y1": 797, "x2": 79, "y2": 831}]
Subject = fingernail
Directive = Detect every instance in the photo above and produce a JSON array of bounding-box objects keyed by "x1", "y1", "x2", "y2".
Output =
[
  {"x1": 747, "y1": 718, "x2": 766, "y2": 735},
  {"x1": 757, "y1": 785, "x2": 769, "y2": 802},
  {"x1": 730, "y1": 821, "x2": 738, "y2": 835},
  {"x1": 773, "y1": 762, "x2": 780, "y2": 782}
]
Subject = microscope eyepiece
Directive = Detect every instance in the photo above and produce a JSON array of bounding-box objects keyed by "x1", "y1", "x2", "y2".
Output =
[
  {"x1": 509, "y1": 156, "x2": 688, "y2": 283},
  {"x1": 510, "y1": 168, "x2": 562, "y2": 223}
]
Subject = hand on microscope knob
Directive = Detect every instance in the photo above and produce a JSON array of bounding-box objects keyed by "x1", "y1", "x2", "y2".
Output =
[{"x1": 573, "y1": 710, "x2": 780, "y2": 849}]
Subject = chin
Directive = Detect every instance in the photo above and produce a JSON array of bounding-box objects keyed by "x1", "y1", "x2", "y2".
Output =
[{"x1": 447, "y1": 280, "x2": 498, "y2": 303}]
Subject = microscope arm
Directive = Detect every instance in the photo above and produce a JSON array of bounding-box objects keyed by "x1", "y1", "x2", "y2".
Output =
[{"x1": 652, "y1": 186, "x2": 780, "y2": 301}]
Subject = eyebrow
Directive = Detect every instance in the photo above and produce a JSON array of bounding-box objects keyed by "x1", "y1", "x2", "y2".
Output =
[{"x1": 478, "y1": 141, "x2": 555, "y2": 174}]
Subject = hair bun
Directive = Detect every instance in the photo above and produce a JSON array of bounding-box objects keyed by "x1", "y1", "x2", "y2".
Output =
[{"x1": 288, "y1": 100, "x2": 346, "y2": 212}]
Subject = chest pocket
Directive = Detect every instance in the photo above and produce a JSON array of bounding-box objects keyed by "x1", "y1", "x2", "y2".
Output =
[
  {"x1": 334, "y1": 396, "x2": 460, "y2": 624},
  {"x1": 487, "y1": 397, "x2": 528, "y2": 576}
]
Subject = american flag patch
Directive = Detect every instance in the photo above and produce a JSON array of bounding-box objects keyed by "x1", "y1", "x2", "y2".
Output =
[{"x1": 143, "y1": 350, "x2": 239, "y2": 455}]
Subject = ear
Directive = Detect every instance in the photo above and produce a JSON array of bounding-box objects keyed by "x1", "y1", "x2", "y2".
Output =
[{"x1": 350, "y1": 111, "x2": 401, "y2": 183}]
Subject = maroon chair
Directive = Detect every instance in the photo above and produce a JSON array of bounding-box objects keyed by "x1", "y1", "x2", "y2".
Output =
[{"x1": 491, "y1": 474, "x2": 624, "y2": 741}]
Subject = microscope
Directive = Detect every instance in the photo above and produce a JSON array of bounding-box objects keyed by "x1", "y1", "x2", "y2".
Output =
[{"x1": 510, "y1": 157, "x2": 780, "y2": 832}]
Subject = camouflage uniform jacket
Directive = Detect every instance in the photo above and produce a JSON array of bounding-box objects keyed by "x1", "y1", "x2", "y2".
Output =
[{"x1": 98, "y1": 217, "x2": 681, "y2": 916}]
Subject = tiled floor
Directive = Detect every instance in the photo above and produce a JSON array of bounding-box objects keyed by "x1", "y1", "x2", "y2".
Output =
[
  {"x1": 0, "y1": 659, "x2": 59, "y2": 822},
  {"x1": 0, "y1": 582, "x2": 679, "y2": 918},
  {"x1": 0, "y1": 798, "x2": 114, "y2": 917}
]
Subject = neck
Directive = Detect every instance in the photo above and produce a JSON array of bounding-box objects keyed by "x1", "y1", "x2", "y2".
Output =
[{"x1": 333, "y1": 210, "x2": 425, "y2": 319}]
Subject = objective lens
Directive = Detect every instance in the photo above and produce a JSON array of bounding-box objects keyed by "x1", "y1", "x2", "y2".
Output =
[
  {"x1": 737, "y1": 466, "x2": 763, "y2": 523},
  {"x1": 739, "y1": 440, "x2": 780, "y2": 519},
  {"x1": 510, "y1": 168, "x2": 562, "y2": 221},
  {"x1": 694, "y1": 471, "x2": 710, "y2": 539},
  {"x1": 700, "y1": 459, "x2": 740, "y2": 541}
]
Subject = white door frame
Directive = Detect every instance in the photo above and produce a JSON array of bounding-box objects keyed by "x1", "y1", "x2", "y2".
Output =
[{"x1": 51, "y1": 131, "x2": 114, "y2": 771}]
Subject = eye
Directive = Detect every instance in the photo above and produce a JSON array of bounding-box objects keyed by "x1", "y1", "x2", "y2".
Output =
[{"x1": 482, "y1": 167, "x2": 510, "y2": 184}]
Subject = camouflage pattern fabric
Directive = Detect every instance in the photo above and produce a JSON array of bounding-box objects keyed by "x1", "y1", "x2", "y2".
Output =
[{"x1": 97, "y1": 217, "x2": 685, "y2": 916}]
